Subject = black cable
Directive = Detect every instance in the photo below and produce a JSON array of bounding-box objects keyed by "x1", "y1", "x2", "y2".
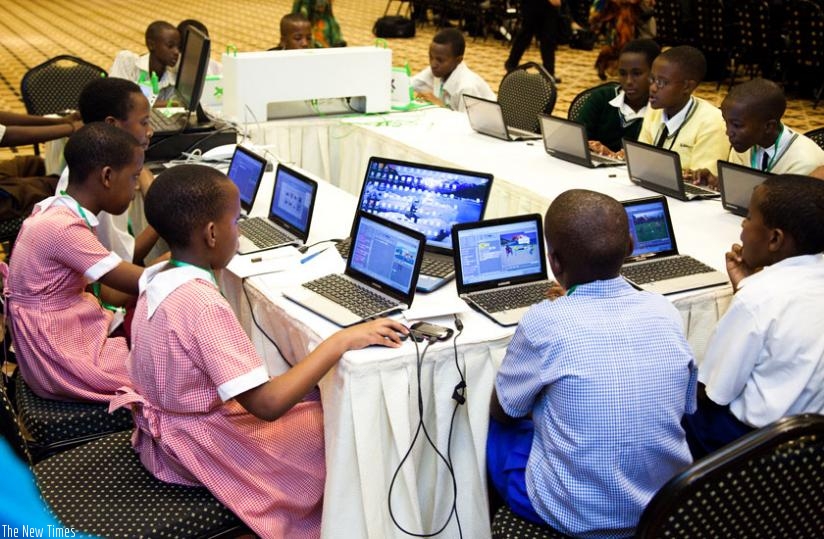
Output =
[
  {"x1": 297, "y1": 238, "x2": 343, "y2": 254},
  {"x1": 240, "y1": 277, "x2": 293, "y2": 367}
]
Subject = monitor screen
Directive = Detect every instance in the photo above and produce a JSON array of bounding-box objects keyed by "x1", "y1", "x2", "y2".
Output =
[
  {"x1": 456, "y1": 218, "x2": 544, "y2": 285},
  {"x1": 175, "y1": 26, "x2": 210, "y2": 112},
  {"x1": 624, "y1": 199, "x2": 675, "y2": 257},
  {"x1": 271, "y1": 166, "x2": 315, "y2": 233},
  {"x1": 227, "y1": 146, "x2": 266, "y2": 212},
  {"x1": 350, "y1": 214, "x2": 422, "y2": 295}
]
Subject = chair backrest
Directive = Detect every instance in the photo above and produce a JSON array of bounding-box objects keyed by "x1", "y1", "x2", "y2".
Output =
[
  {"x1": 498, "y1": 62, "x2": 556, "y2": 133},
  {"x1": 20, "y1": 55, "x2": 107, "y2": 117},
  {"x1": 694, "y1": 0, "x2": 726, "y2": 54},
  {"x1": 782, "y1": 0, "x2": 824, "y2": 68},
  {"x1": 567, "y1": 82, "x2": 620, "y2": 122},
  {"x1": 0, "y1": 377, "x2": 33, "y2": 466},
  {"x1": 635, "y1": 414, "x2": 824, "y2": 538},
  {"x1": 805, "y1": 127, "x2": 824, "y2": 150},
  {"x1": 653, "y1": 0, "x2": 696, "y2": 46},
  {"x1": 732, "y1": 0, "x2": 772, "y2": 63}
]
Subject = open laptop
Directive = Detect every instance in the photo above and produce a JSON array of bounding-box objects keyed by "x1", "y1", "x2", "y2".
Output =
[
  {"x1": 622, "y1": 139, "x2": 720, "y2": 201},
  {"x1": 149, "y1": 26, "x2": 211, "y2": 135},
  {"x1": 336, "y1": 156, "x2": 494, "y2": 293},
  {"x1": 226, "y1": 146, "x2": 317, "y2": 255},
  {"x1": 620, "y1": 196, "x2": 728, "y2": 295},
  {"x1": 538, "y1": 114, "x2": 624, "y2": 168},
  {"x1": 452, "y1": 214, "x2": 554, "y2": 326},
  {"x1": 718, "y1": 160, "x2": 771, "y2": 217},
  {"x1": 284, "y1": 211, "x2": 426, "y2": 327},
  {"x1": 463, "y1": 94, "x2": 542, "y2": 141}
]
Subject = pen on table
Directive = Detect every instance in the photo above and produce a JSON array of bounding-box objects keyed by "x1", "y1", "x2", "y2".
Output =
[
  {"x1": 608, "y1": 173, "x2": 617, "y2": 178},
  {"x1": 300, "y1": 247, "x2": 330, "y2": 264}
]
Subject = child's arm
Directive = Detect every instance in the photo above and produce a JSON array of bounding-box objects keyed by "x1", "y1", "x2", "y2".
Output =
[
  {"x1": 0, "y1": 111, "x2": 81, "y2": 147},
  {"x1": 416, "y1": 90, "x2": 445, "y2": 108},
  {"x1": 98, "y1": 261, "x2": 144, "y2": 298},
  {"x1": 132, "y1": 226, "x2": 161, "y2": 266},
  {"x1": 684, "y1": 168, "x2": 718, "y2": 189},
  {"x1": 725, "y1": 243, "x2": 757, "y2": 292},
  {"x1": 235, "y1": 318, "x2": 409, "y2": 421}
]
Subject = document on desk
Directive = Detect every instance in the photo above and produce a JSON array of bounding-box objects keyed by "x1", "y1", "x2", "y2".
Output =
[{"x1": 227, "y1": 248, "x2": 300, "y2": 278}]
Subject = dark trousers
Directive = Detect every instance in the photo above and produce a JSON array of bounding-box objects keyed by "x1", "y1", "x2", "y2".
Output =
[
  {"x1": 682, "y1": 384, "x2": 755, "y2": 460},
  {"x1": 506, "y1": 0, "x2": 560, "y2": 76},
  {"x1": 0, "y1": 156, "x2": 58, "y2": 220}
]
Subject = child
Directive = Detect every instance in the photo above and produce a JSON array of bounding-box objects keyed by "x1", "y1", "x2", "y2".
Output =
[
  {"x1": 578, "y1": 38, "x2": 661, "y2": 155},
  {"x1": 110, "y1": 20, "x2": 180, "y2": 104},
  {"x1": 2, "y1": 123, "x2": 145, "y2": 402},
  {"x1": 55, "y1": 77, "x2": 159, "y2": 265},
  {"x1": 637, "y1": 45, "x2": 729, "y2": 176},
  {"x1": 110, "y1": 165, "x2": 408, "y2": 536},
  {"x1": 412, "y1": 28, "x2": 495, "y2": 112},
  {"x1": 487, "y1": 189, "x2": 696, "y2": 537},
  {"x1": 292, "y1": 0, "x2": 345, "y2": 48},
  {"x1": 692, "y1": 79, "x2": 824, "y2": 189},
  {"x1": 270, "y1": 12, "x2": 313, "y2": 50},
  {"x1": 683, "y1": 175, "x2": 824, "y2": 458}
]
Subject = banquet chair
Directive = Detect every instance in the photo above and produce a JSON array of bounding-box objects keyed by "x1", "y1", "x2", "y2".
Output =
[
  {"x1": 567, "y1": 82, "x2": 620, "y2": 123},
  {"x1": 0, "y1": 380, "x2": 250, "y2": 538},
  {"x1": 805, "y1": 126, "x2": 824, "y2": 150},
  {"x1": 498, "y1": 62, "x2": 556, "y2": 134},
  {"x1": 781, "y1": 0, "x2": 824, "y2": 108},
  {"x1": 491, "y1": 506, "x2": 570, "y2": 538},
  {"x1": 718, "y1": 0, "x2": 772, "y2": 90}
]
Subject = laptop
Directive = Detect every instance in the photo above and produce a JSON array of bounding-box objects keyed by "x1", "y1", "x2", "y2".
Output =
[
  {"x1": 226, "y1": 146, "x2": 317, "y2": 255},
  {"x1": 622, "y1": 139, "x2": 721, "y2": 201},
  {"x1": 336, "y1": 156, "x2": 494, "y2": 293},
  {"x1": 538, "y1": 114, "x2": 625, "y2": 168},
  {"x1": 284, "y1": 211, "x2": 426, "y2": 327},
  {"x1": 149, "y1": 26, "x2": 211, "y2": 135},
  {"x1": 463, "y1": 94, "x2": 542, "y2": 141},
  {"x1": 452, "y1": 214, "x2": 554, "y2": 326},
  {"x1": 717, "y1": 160, "x2": 771, "y2": 217},
  {"x1": 620, "y1": 196, "x2": 728, "y2": 295}
]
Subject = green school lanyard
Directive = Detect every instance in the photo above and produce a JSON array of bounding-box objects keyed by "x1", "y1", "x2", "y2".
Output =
[
  {"x1": 60, "y1": 191, "x2": 125, "y2": 314},
  {"x1": 167, "y1": 259, "x2": 218, "y2": 288},
  {"x1": 750, "y1": 126, "x2": 784, "y2": 172}
]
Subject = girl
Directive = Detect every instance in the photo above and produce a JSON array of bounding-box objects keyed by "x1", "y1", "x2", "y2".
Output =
[{"x1": 111, "y1": 164, "x2": 407, "y2": 537}]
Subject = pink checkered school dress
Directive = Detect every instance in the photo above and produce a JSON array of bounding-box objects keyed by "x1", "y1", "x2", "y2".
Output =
[
  {"x1": 3, "y1": 198, "x2": 130, "y2": 402},
  {"x1": 111, "y1": 266, "x2": 324, "y2": 538}
]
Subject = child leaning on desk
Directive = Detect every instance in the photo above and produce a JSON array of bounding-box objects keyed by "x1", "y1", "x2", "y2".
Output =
[
  {"x1": 2, "y1": 123, "x2": 145, "y2": 403},
  {"x1": 110, "y1": 164, "x2": 408, "y2": 537},
  {"x1": 110, "y1": 20, "x2": 180, "y2": 105},
  {"x1": 411, "y1": 28, "x2": 496, "y2": 112}
]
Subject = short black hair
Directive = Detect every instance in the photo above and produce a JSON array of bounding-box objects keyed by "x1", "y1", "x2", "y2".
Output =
[
  {"x1": 621, "y1": 38, "x2": 661, "y2": 68},
  {"x1": 723, "y1": 78, "x2": 786, "y2": 122},
  {"x1": 757, "y1": 175, "x2": 824, "y2": 255},
  {"x1": 145, "y1": 165, "x2": 232, "y2": 249},
  {"x1": 177, "y1": 18, "x2": 209, "y2": 40},
  {"x1": 281, "y1": 12, "x2": 310, "y2": 34},
  {"x1": 432, "y1": 28, "x2": 465, "y2": 57},
  {"x1": 78, "y1": 77, "x2": 144, "y2": 123},
  {"x1": 64, "y1": 123, "x2": 141, "y2": 186},
  {"x1": 659, "y1": 45, "x2": 707, "y2": 82},
  {"x1": 545, "y1": 189, "x2": 630, "y2": 280},
  {"x1": 145, "y1": 20, "x2": 177, "y2": 47}
]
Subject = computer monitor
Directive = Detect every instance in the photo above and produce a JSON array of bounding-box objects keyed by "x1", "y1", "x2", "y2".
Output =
[{"x1": 175, "y1": 26, "x2": 210, "y2": 113}]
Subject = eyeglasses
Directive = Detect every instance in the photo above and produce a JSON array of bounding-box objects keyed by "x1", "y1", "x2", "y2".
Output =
[{"x1": 649, "y1": 76, "x2": 683, "y2": 88}]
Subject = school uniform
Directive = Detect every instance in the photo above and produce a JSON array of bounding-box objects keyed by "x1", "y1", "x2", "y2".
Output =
[
  {"x1": 412, "y1": 62, "x2": 495, "y2": 112},
  {"x1": 727, "y1": 125, "x2": 824, "y2": 175},
  {"x1": 3, "y1": 194, "x2": 130, "y2": 402},
  {"x1": 112, "y1": 262, "x2": 325, "y2": 538},
  {"x1": 109, "y1": 51, "x2": 177, "y2": 103},
  {"x1": 575, "y1": 85, "x2": 646, "y2": 152}
]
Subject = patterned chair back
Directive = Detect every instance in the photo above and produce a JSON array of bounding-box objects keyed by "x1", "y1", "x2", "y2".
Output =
[
  {"x1": 498, "y1": 62, "x2": 556, "y2": 134},
  {"x1": 567, "y1": 82, "x2": 620, "y2": 123},
  {"x1": 20, "y1": 55, "x2": 106, "y2": 116}
]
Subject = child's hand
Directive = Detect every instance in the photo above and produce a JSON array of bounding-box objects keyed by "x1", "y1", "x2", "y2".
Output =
[
  {"x1": 725, "y1": 243, "x2": 756, "y2": 290},
  {"x1": 137, "y1": 168, "x2": 155, "y2": 194},
  {"x1": 338, "y1": 318, "x2": 409, "y2": 350},
  {"x1": 588, "y1": 140, "x2": 621, "y2": 159},
  {"x1": 415, "y1": 91, "x2": 444, "y2": 108},
  {"x1": 684, "y1": 168, "x2": 718, "y2": 190},
  {"x1": 547, "y1": 283, "x2": 566, "y2": 301}
]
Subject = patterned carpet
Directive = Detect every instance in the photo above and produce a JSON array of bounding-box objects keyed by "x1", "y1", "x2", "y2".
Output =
[{"x1": 1, "y1": 0, "x2": 823, "y2": 162}]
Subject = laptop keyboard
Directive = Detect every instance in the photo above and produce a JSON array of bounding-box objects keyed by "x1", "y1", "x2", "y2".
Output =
[
  {"x1": 591, "y1": 154, "x2": 624, "y2": 166},
  {"x1": 239, "y1": 218, "x2": 293, "y2": 248},
  {"x1": 684, "y1": 183, "x2": 717, "y2": 197},
  {"x1": 622, "y1": 256, "x2": 716, "y2": 284},
  {"x1": 336, "y1": 237, "x2": 452, "y2": 277},
  {"x1": 149, "y1": 109, "x2": 187, "y2": 134},
  {"x1": 468, "y1": 281, "x2": 552, "y2": 313},
  {"x1": 303, "y1": 274, "x2": 396, "y2": 319}
]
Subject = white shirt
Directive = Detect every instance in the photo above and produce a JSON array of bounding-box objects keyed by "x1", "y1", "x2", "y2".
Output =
[
  {"x1": 608, "y1": 90, "x2": 647, "y2": 123},
  {"x1": 109, "y1": 51, "x2": 178, "y2": 103},
  {"x1": 411, "y1": 62, "x2": 495, "y2": 112},
  {"x1": 700, "y1": 254, "x2": 824, "y2": 427}
]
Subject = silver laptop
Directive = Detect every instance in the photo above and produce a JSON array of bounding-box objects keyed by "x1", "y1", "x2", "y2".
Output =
[
  {"x1": 622, "y1": 139, "x2": 720, "y2": 201},
  {"x1": 227, "y1": 146, "x2": 317, "y2": 255},
  {"x1": 538, "y1": 114, "x2": 624, "y2": 168},
  {"x1": 718, "y1": 160, "x2": 771, "y2": 217},
  {"x1": 336, "y1": 156, "x2": 494, "y2": 293},
  {"x1": 620, "y1": 196, "x2": 728, "y2": 295},
  {"x1": 463, "y1": 94, "x2": 542, "y2": 141},
  {"x1": 452, "y1": 214, "x2": 554, "y2": 326},
  {"x1": 284, "y1": 211, "x2": 426, "y2": 327}
]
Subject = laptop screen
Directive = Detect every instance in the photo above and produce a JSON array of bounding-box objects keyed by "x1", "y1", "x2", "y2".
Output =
[
  {"x1": 454, "y1": 216, "x2": 545, "y2": 286},
  {"x1": 226, "y1": 146, "x2": 267, "y2": 213},
  {"x1": 539, "y1": 115, "x2": 589, "y2": 159},
  {"x1": 718, "y1": 161, "x2": 769, "y2": 216},
  {"x1": 623, "y1": 140, "x2": 682, "y2": 193},
  {"x1": 270, "y1": 164, "x2": 317, "y2": 237},
  {"x1": 348, "y1": 213, "x2": 423, "y2": 296},
  {"x1": 463, "y1": 94, "x2": 507, "y2": 137},
  {"x1": 623, "y1": 197, "x2": 679, "y2": 258},
  {"x1": 359, "y1": 157, "x2": 493, "y2": 252}
]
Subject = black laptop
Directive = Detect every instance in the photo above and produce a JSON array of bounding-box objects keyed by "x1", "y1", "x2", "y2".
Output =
[
  {"x1": 538, "y1": 114, "x2": 624, "y2": 168},
  {"x1": 463, "y1": 94, "x2": 542, "y2": 141},
  {"x1": 623, "y1": 139, "x2": 720, "y2": 201},
  {"x1": 717, "y1": 160, "x2": 771, "y2": 217}
]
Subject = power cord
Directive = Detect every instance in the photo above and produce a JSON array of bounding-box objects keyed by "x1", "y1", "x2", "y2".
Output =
[
  {"x1": 297, "y1": 238, "x2": 344, "y2": 255},
  {"x1": 240, "y1": 277, "x2": 293, "y2": 367}
]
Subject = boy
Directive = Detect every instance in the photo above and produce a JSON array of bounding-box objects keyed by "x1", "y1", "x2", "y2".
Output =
[
  {"x1": 684, "y1": 175, "x2": 824, "y2": 458},
  {"x1": 488, "y1": 189, "x2": 696, "y2": 538},
  {"x1": 270, "y1": 13, "x2": 312, "y2": 50},
  {"x1": 578, "y1": 38, "x2": 661, "y2": 154},
  {"x1": 693, "y1": 79, "x2": 824, "y2": 189},
  {"x1": 638, "y1": 45, "x2": 729, "y2": 176},
  {"x1": 110, "y1": 20, "x2": 181, "y2": 104},
  {"x1": 504, "y1": 0, "x2": 561, "y2": 81},
  {"x1": 56, "y1": 78, "x2": 159, "y2": 265},
  {"x1": 411, "y1": 28, "x2": 495, "y2": 112}
]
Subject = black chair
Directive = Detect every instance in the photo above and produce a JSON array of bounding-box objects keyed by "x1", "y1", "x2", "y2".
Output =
[
  {"x1": 694, "y1": 0, "x2": 728, "y2": 82},
  {"x1": 0, "y1": 379, "x2": 249, "y2": 538},
  {"x1": 14, "y1": 373, "x2": 133, "y2": 461},
  {"x1": 805, "y1": 126, "x2": 824, "y2": 150},
  {"x1": 636, "y1": 414, "x2": 824, "y2": 538},
  {"x1": 491, "y1": 505, "x2": 571, "y2": 538},
  {"x1": 567, "y1": 82, "x2": 620, "y2": 123},
  {"x1": 652, "y1": 0, "x2": 696, "y2": 46},
  {"x1": 719, "y1": 0, "x2": 773, "y2": 90},
  {"x1": 781, "y1": 0, "x2": 824, "y2": 108},
  {"x1": 498, "y1": 62, "x2": 556, "y2": 134}
]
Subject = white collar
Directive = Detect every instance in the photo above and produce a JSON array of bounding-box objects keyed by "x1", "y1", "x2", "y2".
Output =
[
  {"x1": 753, "y1": 124, "x2": 795, "y2": 163},
  {"x1": 136, "y1": 53, "x2": 177, "y2": 86},
  {"x1": 662, "y1": 96, "x2": 695, "y2": 133},
  {"x1": 738, "y1": 253, "x2": 824, "y2": 290},
  {"x1": 439, "y1": 62, "x2": 469, "y2": 98},
  {"x1": 609, "y1": 90, "x2": 647, "y2": 122},
  {"x1": 141, "y1": 261, "x2": 218, "y2": 318},
  {"x1": 36, "y1": 194, "x2": 100, "y2": 227}
]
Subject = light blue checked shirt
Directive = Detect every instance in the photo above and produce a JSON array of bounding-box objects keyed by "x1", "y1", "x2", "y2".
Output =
[{"x1": 496, "y1": 277, "x2": 697, "y2": 538}]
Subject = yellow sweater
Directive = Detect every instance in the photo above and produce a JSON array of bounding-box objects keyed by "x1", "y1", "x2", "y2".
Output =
[{"x1": 728, "y1": 129, "x2": 824, "y2": 175}]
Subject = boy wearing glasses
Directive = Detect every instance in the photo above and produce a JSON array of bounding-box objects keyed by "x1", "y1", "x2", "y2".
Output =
[{"x1": 638, "y1": 45, "x2": 729, "y2": 176}]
